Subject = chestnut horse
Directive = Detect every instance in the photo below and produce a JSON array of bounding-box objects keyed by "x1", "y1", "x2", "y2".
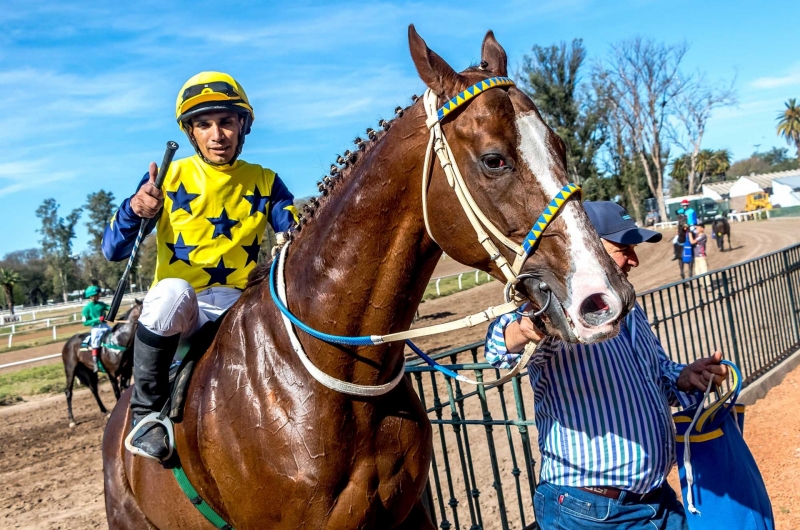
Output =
[
  {"x1": 103, "y1": 27, "x2": 635, "y2": 529},
  {"x1": 62, "y1": 300, "x2": 142, "y2": 426}
]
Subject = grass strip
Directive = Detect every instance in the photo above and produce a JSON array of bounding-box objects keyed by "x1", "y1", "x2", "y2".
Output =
[
  {"x1": 422, "y1": 272, "x2": 495, "y2": 301},
  {"x1": 0, "y1": 364, "x2": 67, "y2": 406}
]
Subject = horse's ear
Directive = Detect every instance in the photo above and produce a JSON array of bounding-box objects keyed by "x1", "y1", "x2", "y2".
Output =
[
  {"x1": 408, "y1": 24, "x2": 463, "y2": 97},
  {"x1": 135, "y1": 298, "x2": 142, "y2": 305},
  {"x1": 481, "y1": 30, "x2": 508, "y2": 77}
]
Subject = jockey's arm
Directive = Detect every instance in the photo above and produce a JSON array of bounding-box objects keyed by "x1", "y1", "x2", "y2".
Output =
[{"x1": 102, "y1": 173, "x2": 160, "y2": 262}]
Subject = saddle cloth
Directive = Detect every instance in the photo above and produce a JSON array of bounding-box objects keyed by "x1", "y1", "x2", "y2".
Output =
[{"x1": 80, "y1": 329, "x2": 111, "y2": 351}]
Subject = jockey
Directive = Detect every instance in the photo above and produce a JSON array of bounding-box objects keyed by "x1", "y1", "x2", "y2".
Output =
[
  {"x1": 677, "y1": 198, "x2": 698, "y2": 226},
  {"x1": 102, "y1": 72, "x2": 299, "y2": 460},
  {"x1": 82, "y1": 285, "x2": 109, "y2": 373}
]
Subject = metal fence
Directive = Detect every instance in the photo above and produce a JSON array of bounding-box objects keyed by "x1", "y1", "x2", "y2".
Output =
[{"x1": 406, "y1": 242, "x2": 800, "y2": 530}]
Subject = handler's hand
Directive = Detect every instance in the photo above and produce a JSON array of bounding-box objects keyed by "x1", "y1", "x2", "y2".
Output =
[
  {"x1": 504, "y1": 308, "x2": 545, "y2": 353},
  {"x1": 130, "y1": 162, "x2": 163, "y2": 218},
  {"x1": 677, "y1": 351, "x2": 729, "y2": 392}
]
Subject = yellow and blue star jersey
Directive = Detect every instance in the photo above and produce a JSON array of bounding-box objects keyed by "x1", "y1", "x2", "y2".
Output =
[{"x1": 102, "y1": 155, "x2": 298, "y2": 292}]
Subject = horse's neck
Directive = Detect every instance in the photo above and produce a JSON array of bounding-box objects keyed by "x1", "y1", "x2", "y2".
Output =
[{"x1": 281, "y1": 109, "x2": 442, "y2": 383}]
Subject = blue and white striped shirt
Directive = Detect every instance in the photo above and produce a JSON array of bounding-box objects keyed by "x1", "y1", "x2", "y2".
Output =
[{"x1": 485, "y1": 305, "x2": 696, "y2": 494}]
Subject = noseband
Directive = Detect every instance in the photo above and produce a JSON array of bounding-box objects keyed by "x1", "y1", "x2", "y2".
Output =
[{"x1": 270, "y1": 76, "x2": 580, "y2": 396}]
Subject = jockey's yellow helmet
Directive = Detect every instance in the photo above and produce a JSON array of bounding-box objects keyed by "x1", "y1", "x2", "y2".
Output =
[{"x1": 175, "y1": 72, "x2": 254, "y2": 135}]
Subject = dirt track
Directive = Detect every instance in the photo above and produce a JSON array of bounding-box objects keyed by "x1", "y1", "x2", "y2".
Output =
[{"x1": 1, "y1": 218, "x2": 800, "y2": 529}]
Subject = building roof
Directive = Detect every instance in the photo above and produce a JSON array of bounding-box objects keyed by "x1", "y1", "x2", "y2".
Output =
[
  {"x1": 736, "y1": 169, "x2": 800, "y2": 190},
  {"x1": 774, "y1": 174, "x2": 800, "y2": 190},
  {"x1": 703, "y1": 181, "x2": 736, "y2": 195}
]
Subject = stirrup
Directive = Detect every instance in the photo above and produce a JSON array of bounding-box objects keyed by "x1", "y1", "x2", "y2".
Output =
[{"x1": 124, "y1": 411, "x2": 175, "y2": 462}]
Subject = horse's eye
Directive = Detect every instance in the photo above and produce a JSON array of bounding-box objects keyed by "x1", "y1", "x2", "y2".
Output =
[{"x1": 482, "y1": 154, "x2": 508, "y2": 171}]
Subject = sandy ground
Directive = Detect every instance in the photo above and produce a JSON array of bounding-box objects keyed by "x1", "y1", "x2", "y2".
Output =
[{"x1": 1, "y1": 217, "x2": 799, "y2": 529}]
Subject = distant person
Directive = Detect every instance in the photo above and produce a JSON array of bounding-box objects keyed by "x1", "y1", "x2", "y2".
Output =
[
  {"x1": 82, "y1": 285, "x2": 109, "y2": 372},
  {"x1": 484, "y1": 200, "x2": 729, "y2": 529},
  {"x1": 677, "y1": 199, "x2": 698, "y2": 227},
  {"x1": 690, "y1": 223, "x2": 709, "y2": 286}
]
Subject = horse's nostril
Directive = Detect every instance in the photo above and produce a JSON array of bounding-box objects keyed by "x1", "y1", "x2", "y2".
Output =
[{"x1": 580, "y1": 294, "x2": 614, "y2": 327}]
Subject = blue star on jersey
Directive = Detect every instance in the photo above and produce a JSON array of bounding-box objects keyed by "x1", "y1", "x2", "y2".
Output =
[
  {"x1": 241, "y1": 235, "x2": 261, "y2": 266},
  {"x1": 207, "y1": 208, "x2": 239, "y2": 239},
  {"x1": 244, "y1": 186, "x2": 269, "y2": 216},
  {"x1": 166, "y1": 233, "x2": 198, "y2": 265},
  {"x1": 167, "y1": 183, "x2": 200, "y2": 214},
  {"x1": 203, "y1": 257, "x2": 237, "y2": 286}
]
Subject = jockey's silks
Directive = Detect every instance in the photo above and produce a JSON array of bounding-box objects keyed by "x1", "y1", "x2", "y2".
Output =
[
  {"x1": 103, "y1": 155, "x2": 298, "y2": 292},
  {"x1": 82, "y1": 300, "x2": 109, "y2": 327}
]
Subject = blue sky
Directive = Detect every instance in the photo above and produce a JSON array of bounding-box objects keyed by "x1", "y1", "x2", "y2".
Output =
[{"x1": 2, "y1": 0, "x2": 799, "y2": 256}]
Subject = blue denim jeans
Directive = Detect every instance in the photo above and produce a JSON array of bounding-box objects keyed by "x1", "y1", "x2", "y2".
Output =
[{"x1": 534, "y1": 482, "x2": 688, "y2": 530}]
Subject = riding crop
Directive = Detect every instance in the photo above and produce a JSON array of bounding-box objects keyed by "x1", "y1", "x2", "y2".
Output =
[{"x1": 106, "y1": 141, "x2": 179, "y2": 321}]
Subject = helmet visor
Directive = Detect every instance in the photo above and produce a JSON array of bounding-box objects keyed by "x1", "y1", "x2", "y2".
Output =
[{"x1": 181, "y1": 81, "x2": 241, "y2": 103}]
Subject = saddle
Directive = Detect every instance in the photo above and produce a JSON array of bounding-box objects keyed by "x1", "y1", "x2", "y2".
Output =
[
  {"x1": 79, "y1": 329, "x2": 112, "y2": 351},
  {"x1": 167, "y1": 315, "x2": 225, "y2": 422}
]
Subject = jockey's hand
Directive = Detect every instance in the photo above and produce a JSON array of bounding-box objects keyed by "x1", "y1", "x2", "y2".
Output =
[
  {"x1": 130, "y1": 162, "x2": 163, "y2": 218},
  {"x1": 99, "y1": 315, "x2": 105, "y2": 322},
  {"x1": 677, "y1": 351, "x2": 729, "y2": 392}
]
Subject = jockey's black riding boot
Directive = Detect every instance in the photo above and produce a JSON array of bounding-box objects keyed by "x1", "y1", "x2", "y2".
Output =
[{"x1": 129, "y1": 325, "x2": 180, "y2": 460}]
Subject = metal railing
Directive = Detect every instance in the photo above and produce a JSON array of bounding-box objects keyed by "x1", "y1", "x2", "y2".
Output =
[{"x1": 407, "y1": 242, "x2": 800, "y2": 530}]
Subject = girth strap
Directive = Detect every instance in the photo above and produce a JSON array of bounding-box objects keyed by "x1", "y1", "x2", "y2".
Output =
[{"x1": 172, "y1": 465, "x2": 234, "y2": 530}]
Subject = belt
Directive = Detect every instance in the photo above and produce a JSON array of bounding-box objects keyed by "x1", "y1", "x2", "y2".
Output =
[{"x1": 577, "y1": 485, "x2": 663, "y2": 504}]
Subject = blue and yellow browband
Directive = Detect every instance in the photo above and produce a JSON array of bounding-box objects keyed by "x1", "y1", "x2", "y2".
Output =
[
  {"x1": 436, "y1": 76, "x2": 515, "y2": 122},
  {"x1": 521, "y1": 183, "x2": 581, "y2": 255}
]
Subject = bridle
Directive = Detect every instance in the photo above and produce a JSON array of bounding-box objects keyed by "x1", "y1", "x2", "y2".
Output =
[{"x1": 270, "y1": 76, "x2": 580, "y2": 396}]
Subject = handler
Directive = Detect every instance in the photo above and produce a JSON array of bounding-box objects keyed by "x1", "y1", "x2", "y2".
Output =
[
  {"x1": 103, "y1": 72, "x2": 298, "y2": 460},
  {"x1": 485, "y1": 201, "x2": 728, "y2": 529}
]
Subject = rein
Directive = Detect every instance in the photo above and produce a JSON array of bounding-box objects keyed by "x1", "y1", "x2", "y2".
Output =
[{"x1": 271, "y1": 76, "x2": 580, "y2": 395}]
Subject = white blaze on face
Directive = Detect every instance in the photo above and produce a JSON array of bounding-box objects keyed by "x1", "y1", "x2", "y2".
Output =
[{"x1": 515, "y1": 111, "x2": 623, "y2": 341}]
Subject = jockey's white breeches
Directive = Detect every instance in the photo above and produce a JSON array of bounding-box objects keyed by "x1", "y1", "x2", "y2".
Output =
[
  {"x1": 139, "y1": 278, "x2": 241, "y2": 340},
  {"x1": 90, "y1": 323, "x2": 110, "y2": 348}
]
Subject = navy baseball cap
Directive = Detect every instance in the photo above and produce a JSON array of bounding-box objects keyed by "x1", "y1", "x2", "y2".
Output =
[{"x1": 583, "y1": 201, "x2": 663, "y2": 244}]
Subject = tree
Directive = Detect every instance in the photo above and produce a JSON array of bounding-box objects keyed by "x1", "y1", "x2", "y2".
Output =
[
  {"x1": 674, "y1": 75, "x2": 736, "y2": 194},
  {"x1": 729, "y1": 147, "x2": 799, "y2": 177},
  {"x1": 83, "y1": 190, "x2": 125, "y2": 289},
  {"x1": 35, "y1": 199, "x2": 82, "y2": 303},
  {"x1": 599, "y1": 37, "x2": 688, "y2": 222},
  {"x1": 0, "y1": 268, "x2": 20, "y2": 314},
  {"x1": 669, "y1": 155, "x2": 689, "y2": 195},
  {"x1": 1, "y1": 249, "x2": 52, "y2": 305},
  {"x1": 777, "y1": 98, "x2": 800, "y2": 157},
  {"x1": 85, "y1": 190, "x2": 117, "y2": 251},
  {"x1": 518, "y1": 39, "x2": 607, "y2": 186}
]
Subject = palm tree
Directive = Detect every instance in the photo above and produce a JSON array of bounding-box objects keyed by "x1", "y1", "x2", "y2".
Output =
[
  {"x1": 0, "y1": 268, "x2": 21, "y2": 315},
  {"x1": 777, "y1": 98, "x2": 800, "y2": 157},
  {"x1": 712, "y1": 149, "x2": 731, "y2": 176}
]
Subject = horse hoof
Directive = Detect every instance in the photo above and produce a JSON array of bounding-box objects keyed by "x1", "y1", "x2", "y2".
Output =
[{"x1": 69, "y1": 422, "x2": 76, "y2": 428}]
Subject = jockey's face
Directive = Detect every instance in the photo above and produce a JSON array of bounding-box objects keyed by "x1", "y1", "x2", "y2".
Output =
[
  {"x1": 90, "y1": 294, "x2": 100, "y2": 302},
  {"x1": 189, "y1": 110, "x2": 243, "y2": 165}
]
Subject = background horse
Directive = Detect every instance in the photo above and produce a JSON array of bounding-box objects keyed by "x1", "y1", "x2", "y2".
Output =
[
  {"x1": 103, "y1": 27, "x2": 635, "y2": 530},
  {"x1": 713, "y1": 217, "x2": 731, "y2": 251},
  {"x1": 62, "y1": 300, "x2": 142, "y2": 427}
]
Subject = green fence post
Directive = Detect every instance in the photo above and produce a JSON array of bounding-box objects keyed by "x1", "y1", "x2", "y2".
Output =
[
  {"x1": 781, "y1": 249, "x2": 800, "y2": 344},
  {"x1": 721, "y1": 269, "x2": 742, "y2": 369}
]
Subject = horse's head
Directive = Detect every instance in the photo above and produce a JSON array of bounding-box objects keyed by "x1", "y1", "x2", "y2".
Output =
[{"x1": 408, "y1": 26, "x2": 635, "y2": 343}]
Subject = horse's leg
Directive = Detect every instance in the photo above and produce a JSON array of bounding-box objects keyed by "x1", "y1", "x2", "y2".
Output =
[
  {"x1": 108, "y1": 373, "x2": 122, "y2": 401},
  {"x1": 87, "y1": 369, "x2": 108, "y2": 414},
  {"x1": 64, "y1": 361, "x2": 76, "y2": 427},
  {"x1": 103, "y1": 391, "x2": 158, "y2": 530},
  {"x1": 392, "y1": 496, "x2": 436, "y2": 530}
]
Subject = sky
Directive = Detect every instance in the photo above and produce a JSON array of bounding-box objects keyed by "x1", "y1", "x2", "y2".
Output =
[{"x1": 1, "y1": 0, "x2": 799, "y2": 256}]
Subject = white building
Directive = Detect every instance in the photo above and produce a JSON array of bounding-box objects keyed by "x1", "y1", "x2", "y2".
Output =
[
  {"x1": 727, "y1": 169, "x2": 800, "y2": 211},
  {"x1": 701, "y1": 181, "x2": 735, "y2": 201},
  {"x1": 772, "y1": 175, "x2": 800, "y2": 208}
]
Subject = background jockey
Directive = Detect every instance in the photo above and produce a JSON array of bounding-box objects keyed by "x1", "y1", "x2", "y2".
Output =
[
  {"x1": 677, "y1": 198, "x2": 698, "y2": 227},
  {"x1": 82, "y1": 285, "x2": 109, "y2": 373},
  {"x1": 102, "y1": 72, "x2": 298, "y2": 460}
]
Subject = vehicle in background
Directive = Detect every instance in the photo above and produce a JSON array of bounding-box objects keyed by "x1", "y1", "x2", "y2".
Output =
[
  {"x1": 744, "y1": 192, "x2": 772, "y2": 212},
  {"x1": 644, "y1": 198, "x2": 661, "y2": 226},
  {"x1": 665, "y1": 195, "x2": 725, "y2": 224}
]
